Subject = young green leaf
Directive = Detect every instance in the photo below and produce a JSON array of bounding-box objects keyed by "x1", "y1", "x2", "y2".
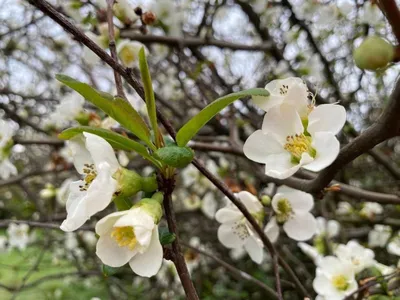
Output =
[
  {"x1": 138, "y1": 48, "x2": 160, "y2": 147},
  {"x1": 154, "y1": 146, "x2": 194, "y2": 168},
  {"x1": 58, "y1": 126, "x2": 160, "y2": 167},
  {"x1": 176, "y1": 88, "x2": 269, "y2": 146},
  {"x1": 158, "y1": 227, "x2": 176, "y2": 245},
  {"x1": 56, "y1": 74, "x2": 153, "y2": 148}
]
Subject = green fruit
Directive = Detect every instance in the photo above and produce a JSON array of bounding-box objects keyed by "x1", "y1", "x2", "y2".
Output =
[{"x1": 354, "y1": 36, "x2": 394, "y2": 71}]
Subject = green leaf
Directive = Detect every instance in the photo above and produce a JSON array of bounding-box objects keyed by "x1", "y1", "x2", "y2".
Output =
[
  {"x1": 58, "y1": 126, "x2": 160, "y2": 167},
  {"x1": 102, "y1": 264, "x2": 121, "y2": 277},
  {"x1": 138, "y1": 48, "x2": 159, "y2": 146},
  {"x1": 154, "y1": 146, "x2": 194, "y2": 168},
  {"x1": 56, "y1": 74, "x2": 153, "y2": 148},
  {"x1": 113, "y1": 196, "x2": 132, "y2": 211},
  {"x1": 176, "y1": 88, "x2": 269, "y2": 146},
  {"x1": 159, "y1": 227, "x2": 176, "y2": 245}
]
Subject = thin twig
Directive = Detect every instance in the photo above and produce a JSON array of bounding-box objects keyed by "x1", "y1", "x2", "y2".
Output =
[{"x1": 106, "y1": 0, "x2": 125, "y2": 98}]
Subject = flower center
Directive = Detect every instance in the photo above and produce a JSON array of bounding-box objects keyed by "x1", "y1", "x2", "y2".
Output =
[
  {"x1": 231, "y1": 219, "x2": 250, "y2": 241},
  {"x1": 121, "y1": 47, "x2": 136, "y2": 63},
  {"x1": 276, "y1": 198, "x2": 293, "y2": 223},
  {"x1": 279, "y1": 84, "x2": 289, "y2": 95},
  {"x1": 79, "y1": 164, "x2": 97, "y2": 191},
  {"x1": 284, "y1": 133, "x2": 316, "y2": 164},
  {"x1": 111, "y1": 226, "x2": 138, "y2": 250},
  {"x1": 332, "y1": 275, "x2": 349, "y2": 291}
]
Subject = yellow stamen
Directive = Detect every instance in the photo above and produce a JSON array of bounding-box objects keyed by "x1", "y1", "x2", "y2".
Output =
[
  {"x1": 276, "y1": 198, "x2": 293, "y2": 223},
  {"x1": 111, "y1": 226, "x2": 138, "y2": 250},
  {"x1": 332, "y1": 275, "x2": 349, "y2": 291},
  {"x1": 284, "y1": 133, "x2": 316, "y2": 163}
]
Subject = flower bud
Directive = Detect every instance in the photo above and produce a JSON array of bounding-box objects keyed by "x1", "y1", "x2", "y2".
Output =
[
  {"x1": 74, "y1": 111, "x2": 90, "y2": 126},
  {"x1": 354, "y1": 36, "x2": 394, "y2": 70},
  {"x1": 142, "y1": 11, "x2": 157, "y2": 25},
  {"x1": 113, "y1": 167, "x2": 158, "y2": 199},
  {"x1": 261, "y1": 195, "x2": 271, "y2": 206},
  {"x1": 132, "y1": 192, "x2": 163, "y2": 223}
]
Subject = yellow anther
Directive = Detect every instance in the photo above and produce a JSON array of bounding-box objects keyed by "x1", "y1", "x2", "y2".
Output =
[
  {"x1": 111, "y1": 226, "x2": 138, "y2": 250},
  {"x1": 284, "y1": 133, "x2": 316, "y2": 163}
]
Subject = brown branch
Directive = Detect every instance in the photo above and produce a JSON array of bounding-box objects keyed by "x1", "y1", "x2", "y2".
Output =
[
  {"x1": 106, "y1": 0, "x2": 125, "y2": 98},
  {"x1": 119, "y1": 32, "x2": 273, "y2": 52},
  {"x1": 378, "y1": 0, "x2": 400, "y2": 44},
  {"x1": 159, "y1": 176, "x2": 200, "y2": 300}
]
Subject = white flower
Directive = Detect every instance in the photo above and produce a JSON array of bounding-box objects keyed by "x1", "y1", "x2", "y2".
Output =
[
  {"x1": 368, "y1": 225, "x2": 392, "y2": 248},
  {"x1": 113, "y1": 0, "x2": 138, "y2": 24},
  {"x1": 117, "y1": 40, "x2": 145, "y2": 68},
  {"x1": 152, "y1": 0, "x2": 184, "y2": 37},
  {"x1": 336, "y1": 201, "x2": 353, "y2": 215},
  {"x1": 0, "y1": 119, "x2": 16, "y2": 150},
  {"x1": 81, "y1": 231, "x2": 97, "y2": 247},
  {"x1": 47, "y1": 93, "x2": 85, "y2": 128},
  {"x1": 315, "y1": 4, "x2": 338, "y2": 27},
  {"x1": 7, "y1": 223, "x2": 30, "y2": 250},
  {"x1": 264, "y1": 186, "x2": 316, "y2": 241},
  {"x1": 251, "y1": 77, "x2": 310, "y2": 117},
  {"x1": 230, "y1": 247, "x2": 246, "y2": 261},
  {"x1": 201, "y1": 192, "x2": 217, "y2": 219},
  {"x1": 56, "y1": 178, "x2": 73, "y2": 206},
  {"x1": 215, "y1": 191, "x2": 264, "y2": 264},
  {"x1": 316, "y1": 217, "x2": 340, "y2": 238},
  {"x1": 335, "y1": 240, "x2": 375, "y2": 273},
  {"x1": 360, "y1": 2, "x2": 382, "y2": 26},
  {"x1": 0, "y1": 158, "x2": 17, "y2": 180},
  {"x1": 313, "y1": 256, "x2": 358, "y2": 300},
  {"x1": 246, "y1": 105, "x2": 343, "y2": 179},
  {"x1": 298, "y1": 242, "x2": 323, "y2": 265},
  {"x1": 117, "y1": 151, "x2": 129, "y2": 167},
  {"x1": 60, "y1": 133, "x2": 120, "y2": 232},
  {"x1": 360, "y1": 202, "x2": 383, "y2": 219},
  {"x1": 387, "y1": 233, "x2": 400, "y2": 256},
  {"x1": 95, "y1": 208, "x2": 163, "y2": 277}
]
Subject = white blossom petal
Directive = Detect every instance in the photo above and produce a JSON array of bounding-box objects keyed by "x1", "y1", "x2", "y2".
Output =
[
  {"x1": 96, "y1": 232, "x2": 136, "y2": 267},
  {"x1": 218, "y1": 223, "x2": 246, "y2": 248},
  {"x1": 243, "y1": 130, "x2": 283, "y2": 164},
  {"x1": 264, "y1": 217, "x2": 280, "y2": 243},
  {"x1": 261, "y1": 105, "x2": 304, "y2": 143},
  {"x1": 84, "y1": 132, "x2": 120, "y2": 174},
  {"x1": 129, "y1": 226, "x2": 163, "y2": 277},
  {"x1": 215, "y1": 207, "x2": 242, "y2": 223},
  {"x1": 308, "y1": 104, "x2": 346, "y2": 136},
  {"x1": 95, "y1": 211, "x2": 129, "y2": 235},
  {"x1": 237, "y1": 191, "x2": 263, "y2": 214},
  {"x1": 303, "y1": 132, "x2": 339, "y2": 172},
  {"x1": 68, "y1": 135, "x2": 93, "y2": 174},
  {"x1": 283, "y1": 212, "x2": 316, "y2": 241},
  {"x1": 244, "y1": 237, "x2": 264, "y2": 264}
]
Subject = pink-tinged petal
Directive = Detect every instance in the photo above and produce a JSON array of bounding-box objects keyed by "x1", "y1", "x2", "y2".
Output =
[
  {"x1": 237, "y1": 191, "x2": 263, "y2": 214},
  {"x1": 129, "y1": 226, "x2": 163, "y2": 277},
  {"x1": 215, "y1": 207, "x2": 242, "y2": 224},
  {"x1": 244, "y1": 237, "x2": 264, "y2": 264},
  {"x1": 283, "y1": 212, "x2": 317, "y2": 241},
  {"x1": 304, "y1": 132, "x2": 339, "y2": 172},
  {"x1": 308, "y1": 104, "x2": 346, "y2": 136},
  {"x1": 84, "y1": 132, "x2": 120, "y2": 174},
  {"x1": 261, "y1": 105, "x2": 304, "y2": 143},
  {"x1": 218, "y1": 223, "x2": 246, "y2": 249},
  {"x1": 96, "y1": 233, "x2": 136, "y2": 267},
  {"x1": 264, "y1": 217, "x2": 280, "y2": 243},
  {"x1": 243, "y1": 130, "x2": 283, "y2": 164},
  {"x1": 264, "y1": 152, "x2": 301, "y2": 179}
]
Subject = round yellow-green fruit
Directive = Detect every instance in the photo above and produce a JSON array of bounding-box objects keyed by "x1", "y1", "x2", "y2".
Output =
[{"x1": 353, "y1": 36, "x2": 394, "y2": 71}]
